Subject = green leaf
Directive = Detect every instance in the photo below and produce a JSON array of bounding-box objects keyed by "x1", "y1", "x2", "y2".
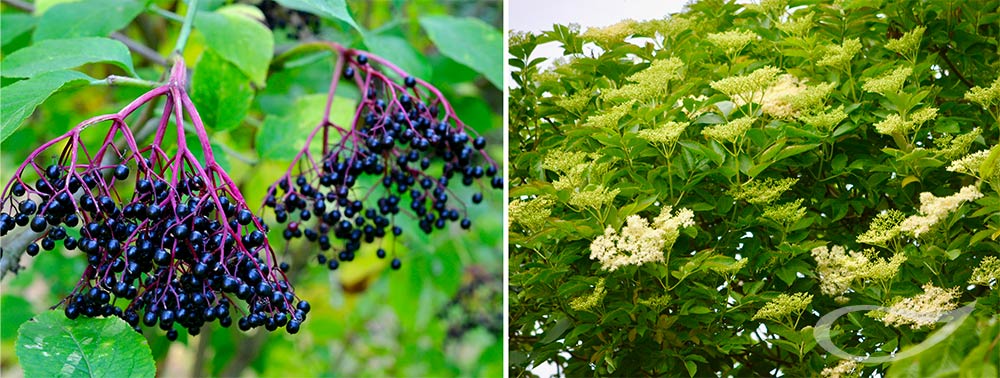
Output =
[
  {"x1": 191, "y1": 50, "x2": 254, "y2": 130},
  {"x1": 1, "y1": 295, "x2": 34, "y2": 341},
  {"x1": 419, "y1": 15, "x2": 502, "y2": 89},
  {"x1": 33, "y1": 0, "x2": 145, "y2": 41},
  {"x1": 272, "y1": 0, "x2": 359, "y2": 32},
  {"x1": 1, "y1": 14, "x2": 35, "y2": 47},
  {"x1": 196, "y1": 9, "x2": 274, "y2": 86},
  {"x1": 540, "y1": 318, "x2": 572, "y2": 344},
  {"x1": 15, "y1": 310, "x2": 155, "y2": 377},
  {"x1": 1, "y1": 37, "x2": 136, "y2": 78},
  {"x1": 362, "y1": 33, "x2": 431, "y2": 81},
  {"x1": 256, "y1": 94, "x2": 356, "y2": 160},
  {"x1": 0, "y1": 70, "x2": 91, "y2": 143}
]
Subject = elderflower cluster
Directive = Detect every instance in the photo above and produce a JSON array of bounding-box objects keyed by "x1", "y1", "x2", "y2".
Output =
[
  {"x1": 710, "y1": 66, "x2": 782, "y2": 100},
  {"x1": 798, "y1": 106, "x2": 848, "y2": 132},
  {"x1": 760, "y1": 199, "x2": 807, "y2": 226},
  {"x1": 582, "y1": 19, "x2": 637, "y2": 47},
  {"x1": 899, "y1": 185, "x2": 983, "y2": 237},
  {"x1": 708, "y1": 257, "x2": 748, "y2": 276},
  {"x1": 569, "y1": 277, "x2": 607, "y2": 311},
  {"x1": 964, "y1": 76, "x2": 1000, "y2": 109},
  {"x1": 638, "y1": 293, "x2": 672, "y2": 309},
  {"x1": 947, "y1": 149, "x2": 990, "y2": 176},
  {"x1": 638, "y1": 16, "x2": 694, "y2": 40},
  {"x1": 876, "y1": 284, "x2": 960, "y2": 329},
  {"x1": 603, "y1": 58, "x2": 685, "y2": 102},
  {"x1": 706, "y1": 29, "x2": 758, "y2": 56},
  {"x1": 589, "y1": 207, "x2": 695, "y2": 272},
  {"x1": 753, "y1": 292, "x2": 812, "y2": 324},
  {"x1": 555, "y1": 91, "x2": 592, "y2": 114},
  {"x1": 814, "y1": 243, "x2": 863, "y2": 298},
  {"x1": 857, "y1": 210, "x2": 906, "y2": 246},
  {"x1": 969, "y1": 256, "x2": 1000, "y2": 287},
  {"x1": 731, "y1": 177, "x2": 798, "y2": 205},
  {"x1": 509, "y1": 30, "x2": 532, "y2": 53},
  {"x1": 542, "y1": 149, "x2": 588, "y2": 174},
  {"x1": 777, "y1": 12, "x2": 814, "y2": 36},
  {"x1": 862, "y1": 67, "x2": 912, "y2": 95},
  {"x1": 637, "y1": 121, "x2": 688, "y2": 146},
  {"x1": 585, "y1": 100, "x2": 635, "y2": 129},
  {"x1": 509, "y1": 195, "x2": 556, "y2": 232},
  {"x1": 757, "y1": 75, "x2": 835, "y2": 118},
  {"x1": 817, "y1": 38, "x2": 862, "y2": 68},
  {"x1": 873, "y1": 108, "x2": 935, "y2": 136},
  {"x1": 812, "y1": 245, "x2": 905, "y2": 298},
  {"x1": 569, "y1": 185, "x2": 620, "y2": 209},
  {"x1": 821, "y1": 359, "x2": 861, "y2": 378},
  {"x1": 885, "y1": 26, "x2": 926, "y2": 59},
  {"x1": 936, "y1": 128, "x2": 982, "y2": 160},
  {"x1": 702, "y1": 117, "x2": 756, "y2": 144}
]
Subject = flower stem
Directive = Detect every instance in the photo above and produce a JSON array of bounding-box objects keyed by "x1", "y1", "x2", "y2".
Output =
[{"x1": 173, "y1": 0, "x2": 200, "y2": 56}]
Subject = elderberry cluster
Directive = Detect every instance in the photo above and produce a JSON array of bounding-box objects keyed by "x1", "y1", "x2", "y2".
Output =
[
  {"x1": 2, "y1": 60, "x2": 306, "y2": 339},
  {"x1": 1, "y1": 160, "x2": 308, "y2": 339},
  {"x1": 265, "y1": 51, "x2": 502, "y2": 270}
]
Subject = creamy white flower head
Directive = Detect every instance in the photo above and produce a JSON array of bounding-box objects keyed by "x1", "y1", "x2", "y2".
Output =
[
  {"x1": 812, "y1": 245, "x2": 869, "y2": 297},
  {"x1": 589, "y1": 207, "x2": 694, "y2": 271},
  {"x1": 876, "y1": 284, "x2": 960, "y2": 329},
  {"x1": 637, "y1": 121, "x2": 689, "y2": 146},
  {"x1": 555, "y1": 91, "x2": 592, "y2": 114},
  {"x1": 873, "y1": 113, "x2": 913, "y2": 135},
  {"x1": 900, "y1": 185, "x2": 983, "y2": 237},
  {"x1": 585, "y1": 100, "x2": 635, "y2": 128},
  {"x1": 731, "y1": 177, "x2": 798, "y2": 205},
  {"x1": 569, "y1": 185, "x2": 620, "y2": 209},
  {"x1": 761, "y1": 199, "x2": 806, "y2": 226},
  {"x1": 936, "y1": 128, "x2": 982, "y2": 160},
  {"x1": 582, "y1": 19, "x2": 638, "y2": 47},
  {"x1": 603, "y1": 58, "x2": 685, "y2": 102},
  {"x1": 818, "y1": 38, "x2": 862, "y2": 68},
  {"x1": 947, "y1": 149, "x2": 990, "y2": 176},
  {"x1": 857, "y1": 210, "x2": 906, "y2": 246},
  {"x1": 509, "y1": 195, "x2": 556, "y2": 232},
  {"x1": 969, "y1": 256, "x2": 1000, "y2": 287},
  {"x1": 777, "y1": 12, "x2": 814, "y2": 36},
  {"x1": 862, "y1": 66, "x2": 912, "y2": 95},
  {"x1": 569, "y1": 277, "x2": 607, "y2": 311},
  {"x1": 752, "y1": 292, "x2": 812, "y2": 323},
  {"x1": 821, "y1": 359, "x2": 860, "y2": 378},
  {"x1": 702, "y1": 117, "x2": 756, "y2": 143},
  {"x1": 885, "y1": 26, "x2": 926, "y2": 59},
  {"x1": 964, "y1": 76, "x2": 1000, "y2": 109},
  {"x1": 707, "y1": 29, "x2": 758, "y2": 56},
  {"x1": 710, "y1": 66, "x2": 782, "y2": 100},
  {"x1": 798, "y1": 105, "x2": 848, "y2": 132}
]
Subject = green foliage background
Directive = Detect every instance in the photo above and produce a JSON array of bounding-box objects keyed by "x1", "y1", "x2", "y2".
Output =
[
  {"x1": 0, "y1": 0, "x2": 503, "y2": 376},
  {"x1": 509, "y1": 0, "x2": 999, "y2": 376}
]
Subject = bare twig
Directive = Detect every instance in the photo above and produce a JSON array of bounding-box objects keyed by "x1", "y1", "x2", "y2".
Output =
[{"x1": 938, "y1": 47, "x2": 975, "y2": 88}]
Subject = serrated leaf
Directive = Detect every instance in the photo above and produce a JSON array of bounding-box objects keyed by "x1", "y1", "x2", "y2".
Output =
[
  {"x1": 34, "y1": 0, "x2": 145, "y2": 41},
  {"x1": 195, "y1": 10, "x2": 273, "y2": 86},
  {"x1": 15, "y1": 310, "x2": 155, "y2": 378},
  {"x1": 1, "y1": 14, "x2": 35, "y2": 47},
  {"x1": 0, "y1": 70, "x2": 91, "y2": 143},
  {"x1": 256, "y1": 94, "x2": 356, "y2": 160},
  {"x1": 362, "y1": 33, "x2": 431, "y2": 81},
  {"x1": 191, "y1": 50, "x2": 254, "y2": 130},
  {"x1": 1, "y1": 37, "x2": 136, "y2": 78},
  {"x1": 419, "y1": 15, "x2": 501, "y2": 89},
  {"x1": 272, "y1": 0, "x2": 359, "y2": 32}
]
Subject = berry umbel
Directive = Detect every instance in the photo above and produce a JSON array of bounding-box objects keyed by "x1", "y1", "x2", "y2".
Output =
[
  {"x1": 0, "y1": 60, "x2": 307, "y2": 338},
  {"x1": 263, "y1": 43, "x2": 502, "y2": 269}
]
